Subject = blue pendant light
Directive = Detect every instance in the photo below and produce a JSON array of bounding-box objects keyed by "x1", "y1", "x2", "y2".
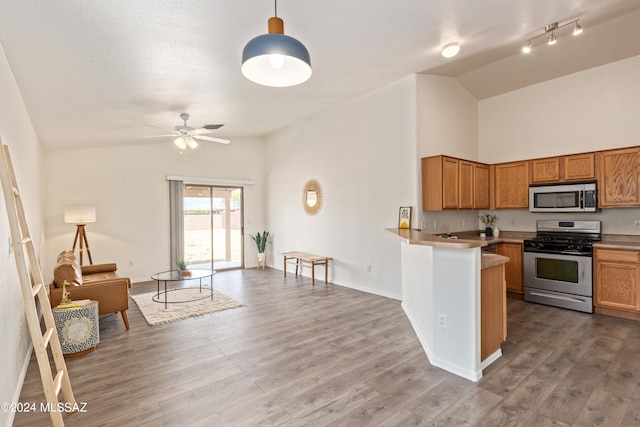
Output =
[{"x1": 242, "y1": 0, "x2": 312, "y2": 87}]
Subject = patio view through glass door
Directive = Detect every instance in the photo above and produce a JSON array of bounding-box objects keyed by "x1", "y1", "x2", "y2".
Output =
[{"x1": 184, "y1": 185, "x2": 243, "y2": 271}]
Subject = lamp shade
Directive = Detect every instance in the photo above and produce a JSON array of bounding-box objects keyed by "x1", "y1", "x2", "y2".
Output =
[
  {"x1": 64, "y1": 206, "x2": 96, "y2": 224},
  {"x1": 242, "y1": 16, "x2": 311, "y2": 87}
]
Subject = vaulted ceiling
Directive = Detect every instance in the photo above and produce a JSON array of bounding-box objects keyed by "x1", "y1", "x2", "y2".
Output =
[{"x1": 1, "y1": 0, "x2": 639, "y2": 151}]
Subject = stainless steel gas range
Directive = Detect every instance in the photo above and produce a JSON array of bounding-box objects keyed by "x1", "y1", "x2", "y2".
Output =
[{"x1": 523, "y1": 220, "x2": 601, "y2": 313}]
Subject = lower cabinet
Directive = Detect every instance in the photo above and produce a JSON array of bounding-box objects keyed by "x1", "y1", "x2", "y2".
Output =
[
  {"x1": 496, "y1": 242, "x2": 524, "y2": 295},
  {"x1": 594, "y1": 248, "x2": 640, "y2": 312},
  {"x1": 481, "y1": 263, "x2": 507, "y2": 361}
]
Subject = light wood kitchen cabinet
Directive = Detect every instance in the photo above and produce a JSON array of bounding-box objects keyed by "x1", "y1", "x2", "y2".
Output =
[
  {"x1": 458, "y1": 160, "x2": 474, "y2": 209},
  {"x1": 421, "y1": 156, "x2": 489, "y2": 210},
  {"x1": 473, "y1": 163, "x2": 490, "y2": 209},
  {"x1": 594, "y1": 248, "x2": 640, "y2": 312},
  {"x1": 492, "y1": 161, "x2": 530, "y2": 209},
  {"x1": 496, "y1": 242, "x2": 523, "y2": 295},
  {"x1": 598, "y1": 147, "x2": 640, "y2": 207},
  {"x1": 481, "y1": 263, "x2": 506, "y2": 361},
  {"x1": 531, "y1": 153, "x2": 596, "y2": 183},
  {"x1": 531, "y1": 157, "x2": 560, "y2": 183},
  {"x1": 564, "y1": 153, "x2": 595, "y2": 181}
]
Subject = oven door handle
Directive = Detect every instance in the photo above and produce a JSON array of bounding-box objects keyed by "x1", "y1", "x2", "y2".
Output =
[{"x1": 529, "y1": 291, "x2": 588, "y2": 304}]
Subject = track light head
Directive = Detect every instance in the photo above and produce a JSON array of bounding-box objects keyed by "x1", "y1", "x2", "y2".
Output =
[
  {"x1": 522, "y1": 41, "x2": 532, "y2": 54},
  {"x1": 547, "y1": 32, "x2": 557, "y2": 45},
  {"x1": 573, "y1": 22, "x2": 583, "y2": 36}
]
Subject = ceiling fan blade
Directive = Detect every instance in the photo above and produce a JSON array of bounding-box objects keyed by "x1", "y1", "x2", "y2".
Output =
[
  {"x1": 144, "y1": 134, "x2": 178, "y2": 138},
  {"x1": 191, "y1": 128, "x2": 212, "y2": 135},
  {"x1": 193, "y1": 135, "x2": 231, "y2": 144}
]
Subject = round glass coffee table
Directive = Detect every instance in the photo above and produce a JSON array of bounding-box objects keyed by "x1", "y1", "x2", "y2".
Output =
[{"x1": 150, "y1": 269, "x2": 215, "y2": 309}]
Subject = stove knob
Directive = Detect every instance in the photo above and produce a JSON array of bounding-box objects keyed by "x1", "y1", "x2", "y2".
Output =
[{"x1": 567, "y1": 244, "x2": 575, "y2": 251}]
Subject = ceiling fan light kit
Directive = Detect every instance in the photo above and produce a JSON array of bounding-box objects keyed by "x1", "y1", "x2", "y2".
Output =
[
  {"x1": 242, "y1": 0, "x2": 312, "y2": 87},
  {"x1": 522, "y1": 19, "x2": 583, "y2": 54}
]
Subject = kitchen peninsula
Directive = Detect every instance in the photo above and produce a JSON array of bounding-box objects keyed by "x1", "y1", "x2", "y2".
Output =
[{"x1": 386, "y1": 228, "x2": 509, "y2": 381}]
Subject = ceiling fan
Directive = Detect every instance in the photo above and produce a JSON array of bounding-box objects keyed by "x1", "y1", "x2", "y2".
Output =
[{"x1": 146, "y1": 113, "x2": 230, "y2": 149}]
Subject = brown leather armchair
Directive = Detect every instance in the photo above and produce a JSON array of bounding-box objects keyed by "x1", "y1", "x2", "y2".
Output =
[{"x1": 49, "y1": 250, "x2": 131, "y2": 330}]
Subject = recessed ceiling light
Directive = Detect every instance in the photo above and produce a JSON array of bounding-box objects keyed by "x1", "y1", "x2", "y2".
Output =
[{"x1": 441, "y1": 42, "x2": 460, "y2": 58}]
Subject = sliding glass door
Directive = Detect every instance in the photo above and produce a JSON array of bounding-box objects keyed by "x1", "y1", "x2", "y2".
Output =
[{"x1": 183, "y1": 185, "x2": 243, "y2": 271}]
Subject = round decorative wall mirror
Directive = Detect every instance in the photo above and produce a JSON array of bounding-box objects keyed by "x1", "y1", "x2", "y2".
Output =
[{"x1": 302, "y1": 179, "x2": 323, "y2": 215}]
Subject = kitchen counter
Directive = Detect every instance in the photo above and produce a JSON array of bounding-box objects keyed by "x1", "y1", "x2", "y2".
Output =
[
  {"x1": 385, "y1": 228, "x2": 534, "y2": 247},
  {"x1": 481, "y1": 253, "x2": 510, "y2": 269},
  {"x1": 385, "y1": 228, "x2": 510, "y2": 268},
  {"x1": 596, "y1": 234, "x2": 640, "y2": 251},
  {"x1": 387, "y1": 228, "x2": 508, "y2": 382}
]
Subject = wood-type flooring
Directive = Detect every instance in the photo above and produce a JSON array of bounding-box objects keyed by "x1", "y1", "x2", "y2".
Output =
[{"x1": 13, "y1": 268, "x2": 640, "y2": 426}]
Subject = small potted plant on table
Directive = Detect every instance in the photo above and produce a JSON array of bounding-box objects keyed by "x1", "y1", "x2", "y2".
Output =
[
  {"x1": 176, "y1": 258, "x2": 191, "y2": 277},
  {"x1": 250, "y1": 231, "x2": 269, "y2": 269}
]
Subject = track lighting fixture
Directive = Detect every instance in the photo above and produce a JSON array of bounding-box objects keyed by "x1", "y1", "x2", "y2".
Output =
[{"x1": 522, "y1": 19, "x2": 583, "y2": 54}]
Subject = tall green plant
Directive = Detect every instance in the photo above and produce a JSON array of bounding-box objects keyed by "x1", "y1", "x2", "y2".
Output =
[{"x1": 250, "y1": 231, "x2": 269, "y2": 253}]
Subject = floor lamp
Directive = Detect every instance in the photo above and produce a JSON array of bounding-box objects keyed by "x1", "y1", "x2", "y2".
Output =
[{"x1": 64, "y1": 205, "x2": 96, "y2": 265}]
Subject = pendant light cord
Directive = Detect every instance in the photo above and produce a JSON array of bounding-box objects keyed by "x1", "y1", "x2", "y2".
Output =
[{"x1": 274, "y1": 0, "x2": 278, "y2": 17}]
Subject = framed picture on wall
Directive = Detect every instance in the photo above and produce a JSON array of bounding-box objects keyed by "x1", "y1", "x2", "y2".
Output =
[{"x1": 398, "y1": 207, "x2": 411, "y2": 229}]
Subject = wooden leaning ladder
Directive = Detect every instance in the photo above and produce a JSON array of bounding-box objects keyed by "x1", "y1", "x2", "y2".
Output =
[{"x1": 0, "y1": 144, "x2": 75, "y2": 427}]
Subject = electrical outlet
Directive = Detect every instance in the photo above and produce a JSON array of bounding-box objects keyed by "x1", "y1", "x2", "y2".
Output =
[
  {"x1": 634, "y1": 220, "x2": 640, "y2": 229},
  {"x1": 438, "y1": 314, "x2": 447, "y2": 329},
  {"x1": 434, "y1": 220, "x2": 437, "y2": 229},
  {"x1": 462, "y1": 219, "x2": 466, "y2": 227},
  {"x1": 366, "y1": 264, "x2": 372, "y2": 273},
  {"x1": 128, "y1": 260, "x2": 134, "y2": 267}
]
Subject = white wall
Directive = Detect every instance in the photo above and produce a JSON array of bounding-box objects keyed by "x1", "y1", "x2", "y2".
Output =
[
  {"x1": 416, "y1": 74, "x2": 483, "y2": 236},
  {"x1": 0, "y1": 44, "x2": 44, "y2": 426},
  {"x1": 43, "y1": 138, "x2": 266, "y2": 283},
  {"x1": 480, "y1": 55, "x2": 640, "y2": 162},
  {"x1": 264, "y1": 75, "x2": 418, "y2": 299},
  {"x1": 417, "y1": 74, "x2": 479, "y2": 160},
  {"x1": 479, "y1": 54, "x2": 640, "y2": 235}
]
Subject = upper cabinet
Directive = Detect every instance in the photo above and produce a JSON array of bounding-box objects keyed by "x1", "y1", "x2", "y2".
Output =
[
  {"x1": 598, "y1": 147, "x2": 640, "y2": 207},
  {"x1": 421, "y1": 156, "x2": 489, "y2": 211},
  {"x1": 473, "y1": 163, "x2": 490, "y2": 209},
  {"x1": 492, "y1": 161, "x2": 530, "y2": 209},
  {"x1": 564, "y1": 153, "x2": 596, "y2": 181},
  {"x1": 531, "y1": 157, "x2": 560, "y2": 183},
  {"x1": 423, "y1": 146, "x2": 640, "y2": 211},
  {"x1": 458, "y1": 160, "x2": 474, "y2": 209},
  {"x1": 531, "y1": 153, "x2": 595, "y2": 184}
]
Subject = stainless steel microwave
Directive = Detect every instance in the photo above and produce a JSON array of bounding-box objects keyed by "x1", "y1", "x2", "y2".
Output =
[{"x1": 529, "y1": 182, "x2": 597, "y2": 212}]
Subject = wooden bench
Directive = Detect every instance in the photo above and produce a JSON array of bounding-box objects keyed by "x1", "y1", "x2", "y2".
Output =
[{"x1": 282, "y1": 251, "x2": 332, "y2": 285}]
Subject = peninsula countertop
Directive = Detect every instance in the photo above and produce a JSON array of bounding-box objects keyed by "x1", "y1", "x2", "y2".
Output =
[
  {"x1": 386, "y1": 228, "x2": 509, "y2": 269},
  {"x1": 385, "y1": 228, "x2": 487, "y2": 249},
  {"x1": 388, "y1": 227, "x2": 640, "y2": 251}
]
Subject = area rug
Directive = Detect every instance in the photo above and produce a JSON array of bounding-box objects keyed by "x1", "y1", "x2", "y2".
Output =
[{"x1": 131, "y1": 288, "x2": 244, "y2": 326}]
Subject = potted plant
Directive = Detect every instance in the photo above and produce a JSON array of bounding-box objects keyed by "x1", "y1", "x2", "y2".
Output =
[
  {"x1": 176, "y1": 258, "x2": 191, "y2": 277},
  {"x1": 250, "y1": 231, "x2": 269, "y2": 268},
  {"x1": 479, "y1": 214, "x2": 497, "y2": 237}
]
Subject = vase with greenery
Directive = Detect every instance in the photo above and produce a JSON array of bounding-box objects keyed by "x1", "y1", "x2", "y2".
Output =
[
  {"x1": 176, "y1": 258, "x2": 191, "y2": 276},
  {"x1": 479, "y1": 214, "x2": 497, "y2": 237}
]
